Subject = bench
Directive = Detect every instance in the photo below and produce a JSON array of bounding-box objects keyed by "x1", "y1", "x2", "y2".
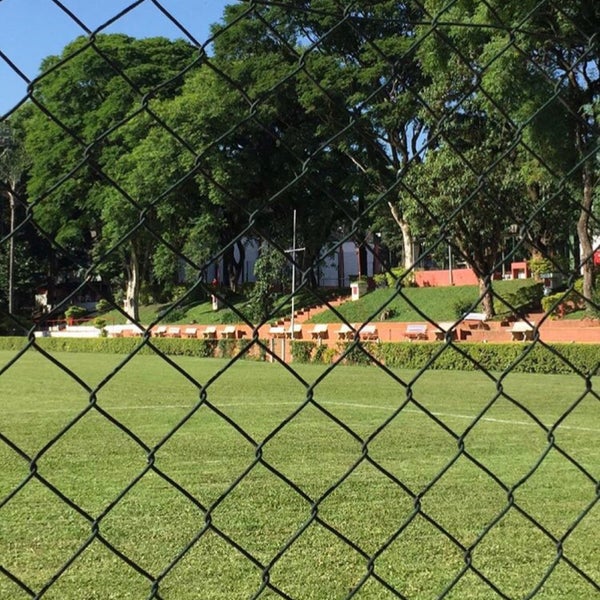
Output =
[
  {"x1": 463, "y1": 312, "x2": 489, "y2": 329},
  {"x1": 359, "y1": 324, "x2": 379, "y2": 341},
  {"x1": 310, "y1": 324, "x2": 329, "y2": 340},
  {"x1": 269, "y1": 325, "x2": 286, "y2": 338},
  {"x1": 285, "y1": 324, "x2": 302, "y2": 339},
  {"x1": 153, "y1": 325, "x2": 167, "y2": 337},
  {"x1": 221, "y1": 325, "x2": 237, "y2": 339},
  {"x1": 166, "y1": 326, "x2": 181, "y2": 338},
  {"x1": 183, "y1": 327, "x2": 198, "y2": 338},
  {"x1": 336, "y1": 323, "x2": 355, "y2": 340},
  {"x1": 405, "y1": 324, "x2": 428, "y2": 341},
  {"x1": 511, "y1": 321, "x2": 535, "y2": 341},
  {"x1": 202, "y1": 326, "x2": 217, "y2": 339},
  {"x1": 433, "y1": 322, "x2": 457, "y2": 341}
]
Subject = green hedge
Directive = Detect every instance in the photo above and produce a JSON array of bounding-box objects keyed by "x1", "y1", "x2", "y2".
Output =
[
  {"x1": 285, "y1": 340, "x2": 600, "y2": 375},
  {"x1": 2, "y1": 337, "x2": 599, "y2": 375},
  {"x1": 0, "y1": 336, "x2": 266, "y2": 360}
]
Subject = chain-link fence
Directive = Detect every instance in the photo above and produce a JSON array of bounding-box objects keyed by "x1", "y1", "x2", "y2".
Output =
[{"x1": 1, "y1": 1, "x2": 599, "y2": 598}]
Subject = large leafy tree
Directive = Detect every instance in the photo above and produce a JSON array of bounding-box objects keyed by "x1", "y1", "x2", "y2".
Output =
[
  {"x1": 286, "y1": 0, "x2": 430, "y2": 272},
  {"x1": 164, "y1": 3, "x2": 352, "y2": 294},
  {"x1": 418, "y1": 0, "x2": 599, "y2": 309},
  {"x1": 21, "y1": 34, "x2": 198, "y2": 320}
]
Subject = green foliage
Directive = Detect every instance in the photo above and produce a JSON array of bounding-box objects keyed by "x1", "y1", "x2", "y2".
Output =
[
  {"x1": 500, "y1": 282, "x2": 544, "y2": 316},
  {"x1": 246, "y1": 245, "x2": 287, "y2": 323},
  {"x1": 339, "y1": 342, "x2": 375, "y2": 366},
  {"x1": 528, "y1": 257, "x2": 555, "y2": 279},
  {"x1": 372, "y1": 273, "x2": 388, "y2": 288},
  {"x1": 290, "y1": 341, "x2": 316, "y2": 363},
  {"x1": 385, "y1": 267, "x2": 414, "y2": 289},
  {"x1": 318, "y1": 345, "x2": 337, "y2": 364},
  {"x1": 95, "y1": 299, "x2": 111, "y2": 313},
  {"x1": 64, "y1": 305, "x2": 87, "y2": 319},
  {"x1": 453, "y1": 299, "x2": 473, "y2": 319},
  {"x1": 372, "y1": 342, "x2": 600, "y2": 376}
]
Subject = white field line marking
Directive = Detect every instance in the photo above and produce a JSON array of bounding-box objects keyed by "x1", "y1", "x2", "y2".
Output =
[
  {"x1": 322, "y1": 401, "x2": 600, "y2": 434},
  {"x1": 5, "y1": 401, "x2": 599, "y2": 434}
]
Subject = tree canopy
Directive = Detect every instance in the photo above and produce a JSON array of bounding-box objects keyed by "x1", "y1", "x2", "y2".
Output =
[{"x1": 4, "y1": 1, "x2": 599, "y2": 320}]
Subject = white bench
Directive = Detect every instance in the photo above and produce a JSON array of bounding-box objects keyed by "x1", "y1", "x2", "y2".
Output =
[
  {"x1": 269, "y1": 325, "x2": 286, "y2": 338},
  {"x1": 511, "y1": 321, "x2": 535, "y2": 341},
  {"x1": 153, "y1": 325, "x2": 167, "y2": 337},
  {"x1": 183, "y1": 327, "x2": 198, "y2": 338},
  {"x1": 359, "y1": 324, "x2": 379, "y2": 341},
  {"x1": 285, "y1": 324, "x2": 302, "y2": 338},
  {"x1": 221, "y1": 325, "x2": 237, "y2": 339},
  {"x1": 166, "y1": 326, "x2": 181, "y2": 337},
  {"x1": 405, "y1": 324, "x2": 428, "y2": 341},
  {"x1": 202, "y1": 326, "x2": 217, "y2": 339},
  {"x1": 336, "y1": 323, "x2": 355, "y2": 340},
  {"x1": 463, "y1": 312, "x2": 489, "y2": 329},
  {"x1": 310, "y1": 324, "x2": 329, "y2": 340},
  {"x1": 434, "y1": 322, "x2": 456, "y2": 341}
]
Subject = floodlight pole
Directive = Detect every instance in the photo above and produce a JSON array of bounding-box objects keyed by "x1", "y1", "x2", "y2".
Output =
[{"x1": 286, "y1": 210, "x2": 305, "y2": 340}]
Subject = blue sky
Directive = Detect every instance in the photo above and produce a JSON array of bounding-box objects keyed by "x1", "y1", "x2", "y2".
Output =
[{"x1": 0, "y1": 0, "x2": 230, "y2": 115}]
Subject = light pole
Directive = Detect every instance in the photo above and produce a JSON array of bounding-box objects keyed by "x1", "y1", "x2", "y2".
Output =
[{"x1": 285, "y1": 210, "x2": 305, "y2": 340}]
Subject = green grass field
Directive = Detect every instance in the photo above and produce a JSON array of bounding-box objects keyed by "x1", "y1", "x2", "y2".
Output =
[{"x1": 1, "y1": 350, "x2": 598, "y2": 599}]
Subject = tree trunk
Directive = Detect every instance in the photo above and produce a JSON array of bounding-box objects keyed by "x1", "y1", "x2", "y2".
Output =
[
  {"x1": 388, "y1": 201, "x2": 414, "y2": 270},
  {"x1": 577, "y1": 165, "x2": 595, "y2": 311},
  {"x1": 223, "y1": 242, "x2": 244, "y2": 293},
  {"x1": 479, "y1": 276, "x2": 496, "y2": 319},
  {"x1": 124, "y1": 248, "x2": 140, "y2": 322},
  {"x1": 357, "y1": 243, "x2": 368, "y2": 278}
]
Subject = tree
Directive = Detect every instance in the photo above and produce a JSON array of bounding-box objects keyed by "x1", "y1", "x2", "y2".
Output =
[
  {"x1": 20, "y1": 34, "x2": 199, "y2": 320},
  {"x1": 405, "y1": 122, "x2": 526, "y2": 317},
  {"x1": 0, "y1": 120, "x2": 30, "y2": 314},
  {"x1": 418, "y1": 0, "x2": 599, "y2": 310},
  {"x1": 166, "y1": 4, "x2": 352, "y2": 293},
  {"x1": 285, "y1": 1, "x2": 430, "y2": 271}
]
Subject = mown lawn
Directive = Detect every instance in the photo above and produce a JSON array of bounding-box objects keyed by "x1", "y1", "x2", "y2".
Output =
[
  {"x1": 309, "y1": 279, "x2": 541, "y2": 324},
  {"x1": 86, "y1": 279, "x2": 541, "y2": 329},
  {"x1": 0, "y1": 350, "x2": 598, "y2": 599}
]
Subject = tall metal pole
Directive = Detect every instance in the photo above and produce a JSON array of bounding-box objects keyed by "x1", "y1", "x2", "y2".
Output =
[
  {"x1": 291, "y1": 209, "x2": 297, "y2": 340},
  {"x1": 8, "y1": 191, "x2": 14, "y2": 314},
  {"x1": 285, "y1": 210, "x2": 304, "y2": 343}
]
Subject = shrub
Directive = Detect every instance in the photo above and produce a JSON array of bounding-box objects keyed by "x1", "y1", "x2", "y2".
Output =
[
  {"x1": 291, "y1": 341, "x2": 316, "y2": 363},
  {"x1": 95, "y1": 299, "x2": 111, "y2": 313},
  {"x1": 453, "y1": 299, "x2": 473, "y2": 319},
  {"x1": 502, "y1": 282, "x2": 544, "y2": 317},
  {"x1": 339, "y1": 342, "x2": 375, "y2": 366},
  {"x1": 64, "y1": 305, "x2": 87, "y2": 320},
  {"x1": 372, "y1": 273, "x2": 388, "y2": 288},
  {"x1": 3, "y1": 336, "x2": 600, "y2": 376},
  {"x1": 385, "y1": 267, "x2": 415, "y2": 289}
]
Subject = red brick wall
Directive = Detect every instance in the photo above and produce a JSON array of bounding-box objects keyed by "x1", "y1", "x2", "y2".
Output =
[{"x1": 414, "y1": 268, "x2": 479, "y2": 287}]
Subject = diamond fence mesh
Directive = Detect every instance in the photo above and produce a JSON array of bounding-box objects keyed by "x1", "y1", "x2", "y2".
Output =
[{"x1": 0, "y1": 1, "x2": 599, "y2": 598}]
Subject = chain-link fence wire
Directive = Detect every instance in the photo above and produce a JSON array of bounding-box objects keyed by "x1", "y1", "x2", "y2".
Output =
[{"x1": 0, "y1": 0, "x2": 599, "y2": 598}]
